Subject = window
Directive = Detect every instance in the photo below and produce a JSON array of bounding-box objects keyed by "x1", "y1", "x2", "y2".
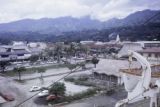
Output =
[{"x1": 1, "y1": 55, "x2": 9, "y2": 58}]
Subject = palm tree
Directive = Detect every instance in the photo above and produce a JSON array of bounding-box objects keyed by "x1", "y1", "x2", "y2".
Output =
[
  {"x1": 37, "y1": 68, "x2": 46, "y2": 83},
  {"x1": 70, "y1": 43, "x2": 76, "y2": 56},
  {"x1": 13, "y1": 67, "x2": 26, "y2": 81},
  {"x1": 54, "y1": 44, "x2": 63, "y2": 63}
]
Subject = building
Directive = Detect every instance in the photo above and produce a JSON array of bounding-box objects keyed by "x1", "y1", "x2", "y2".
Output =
[
  {"x1": 0, "y1": 45, "x2": 31, "y2": 62},
  {"x1": 27, "y1": 42, "x2": 47, "y2": 55},
  {"x1": 92, "y1": 59, "x2": 139, "y2": 85},
  {"x1": 136, "y1": 41, "x2": 160, "y2": 48},
  {"x1": 137, "y1": 47, "x2": 160, "y2": 63},
  {"x1": 118, "y1": 42, "x2": 143, "y2": 57}
]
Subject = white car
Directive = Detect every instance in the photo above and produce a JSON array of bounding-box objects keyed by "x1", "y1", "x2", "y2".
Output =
[
  {"x1": 38, "y1": 90, "x2": 49, "y2": 97},
  {"x1": 29, "y1": 86, "x2": 41, "y2": 92}
]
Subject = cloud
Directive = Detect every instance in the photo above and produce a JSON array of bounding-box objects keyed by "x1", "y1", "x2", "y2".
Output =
[{"x1": 0, "y1": 0, "x2": 160, "y2": 23}]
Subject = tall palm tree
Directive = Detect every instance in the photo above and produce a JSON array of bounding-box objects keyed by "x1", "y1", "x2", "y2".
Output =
[
  {"x1": 54, "y1": 44, "x2": 63, "y2": 63},
  {"x1": 37, "y1": 68, "x2": 46, "y2": 78},
  {"x1": 37, "y1": 68, "x2": 46, "y2": 84},
  {"x1": 13, "y1": 67, "x2": 26, "y2": 81}
]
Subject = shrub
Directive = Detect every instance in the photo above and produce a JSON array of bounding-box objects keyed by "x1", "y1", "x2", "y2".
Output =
[{"x1": 49, "y1": 82, "x2": 66, "y2": 96}]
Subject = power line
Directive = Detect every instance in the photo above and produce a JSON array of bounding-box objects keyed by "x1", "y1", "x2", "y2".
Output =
[{"x1": 14, "y1": 66, "x2": 81, "y2": 107}]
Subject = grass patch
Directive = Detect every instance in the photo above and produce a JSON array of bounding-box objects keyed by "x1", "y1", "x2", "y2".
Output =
[
  {"x1": 4, "y1": 64, "x2": 68, "y2": 76},
  {"x1": 14, "y1": 79, "x2": 26, "y2": 83},
  {"x1": 64, "y1": 76, "x2": 95, "y2": 87}
]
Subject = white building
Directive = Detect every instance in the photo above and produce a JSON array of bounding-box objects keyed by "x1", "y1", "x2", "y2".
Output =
[
  {"x1": 136, "y1": 41, "x2": 160, "y2": 48},
  {"x1": 27, "y1": 42, "x2": 47, "y2": 55},
  {"x1": 0, "y1": 45, "x2": 31, "y2": 61}
]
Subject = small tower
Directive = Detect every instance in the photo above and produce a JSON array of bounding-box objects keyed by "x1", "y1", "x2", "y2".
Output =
[{"x1": 116, "y1": 34, "x2": 120, "y2": 43}]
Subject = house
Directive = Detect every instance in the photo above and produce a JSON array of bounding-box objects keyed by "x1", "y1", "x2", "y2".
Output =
[
  {"x1": 27, "y1": 42, "x2": 47, "y2": 55},
  {"x1": 137, "y1": 47, "x2": 160, "y2": 62},
  {"x1": 136, "y1": 41, "x2": 160, "y2": 48},
  {"x1": 92, "y1": 59, "x2": 139, "y2": 85}
]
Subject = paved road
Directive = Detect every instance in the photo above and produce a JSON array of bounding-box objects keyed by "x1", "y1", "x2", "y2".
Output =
[
  {"x1": 0, "y1": 77, "x2": 148, "y2": 107},
  {"x1": 0, "y1": 76, "x2": 28, "y2": 107},
  {"x1": 0, "y1": 67, "x2": 92, "y2": 107},
  {"x1": 0, "y1": 59, "x2": 151, "y2": 107}
]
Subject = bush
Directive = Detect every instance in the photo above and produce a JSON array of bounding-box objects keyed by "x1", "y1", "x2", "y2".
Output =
[
  {"x1": 74, "y1": 81, "x2": 94, "y2": 87},
  {"x1": 64, "y1": 76, "x2": 94, "y2": 87},
  {"x1": 77, "y1": 77, "x2": 88, "y2": 81},
  {"x1": 49, "y1": 82, "x2": 66, "y2": 96},
  {"x1": 64, "y1": 89, "x2": 97, "y2": 102}
]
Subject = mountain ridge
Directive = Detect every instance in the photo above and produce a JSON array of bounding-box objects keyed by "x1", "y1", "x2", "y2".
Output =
[{"x1": 0, "y1": 9, "x2": 159, "y2": 34}]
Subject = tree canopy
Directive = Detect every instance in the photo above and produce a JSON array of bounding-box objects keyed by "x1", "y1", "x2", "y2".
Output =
[{"x1": 49, "y1": 82, "x2": 66, "y2": 96}]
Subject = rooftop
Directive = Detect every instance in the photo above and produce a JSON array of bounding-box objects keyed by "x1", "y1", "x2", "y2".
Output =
[
  {"x1": 137, "y1": 47, "x2": 160, "y2": 53},
  {"x1": 120, "y1": 64, "x2": 160, "y2": 78},
  {"x1": 94, "y1": 59, "x2": 139, "y2": 77}
]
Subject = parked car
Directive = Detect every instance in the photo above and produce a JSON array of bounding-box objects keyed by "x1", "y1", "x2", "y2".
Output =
[
  {"x1": 0, "y1": 93, "x2": 15, "y2": 101},
  {"x1": 38, "y1": 90, "x2": 49, "y2": 97},
  {"x1": 46, "y1": 94, "x2": 62, "y2": 101},
  {"x1": 29, "y1": 86, "x2": 41, "y2": 92}
]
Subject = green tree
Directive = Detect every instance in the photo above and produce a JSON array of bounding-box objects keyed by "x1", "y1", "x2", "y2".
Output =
[
  {"x1": 69, "y1": 43, "x2": 76, "y2": 56},
  {"x1": 0, "y1": 61, "x2": 10, "y2": 72},
  {"x1": 13, "y1": 67, "x2": 26, "y2": 81},
  {"x1": 49, "y1": 82, "x2": 66, "y2": 96},
  {"x1": 54, "y1": 44, "x2": 63, "y2": 63},
  {"x1": 91, "y1": 57, "x2": 99, "y2": 68},
  {"x1": 67, "y1": 64, "x2": 77, "y2": 71},
  {"x1": 29, "y1": 55, "x2": 39, "y2": 63}
]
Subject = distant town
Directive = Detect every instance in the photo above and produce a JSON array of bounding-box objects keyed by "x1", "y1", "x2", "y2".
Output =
[
  {"x1": 0, "y1": 34, "x2": 160, "y2": 107},
  {"x1": 0, "y1": 0, "x2": 160, "y2": 107}
]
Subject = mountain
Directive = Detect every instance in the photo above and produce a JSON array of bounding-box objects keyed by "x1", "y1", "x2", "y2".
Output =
[
  {"x1": 120, "y1": 9, "x2": 160, "y2": 26},
  {"x1": 0, "y1": 9, "x2": 159, "y2": 34},
  {"x1": 0, "y1": 16, "x2": 103, "y2": 34},
  {"x1": 104, "y1": 9, "x2": 160, "y2": 28},
  {"x1": 0, "y1": 9, "x2": 160, "y2": 43}
]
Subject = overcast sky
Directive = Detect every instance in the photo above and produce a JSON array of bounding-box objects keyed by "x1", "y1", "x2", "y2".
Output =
[{"x1": 0, "y1": 0, "x2": 160, "y2": 23}]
